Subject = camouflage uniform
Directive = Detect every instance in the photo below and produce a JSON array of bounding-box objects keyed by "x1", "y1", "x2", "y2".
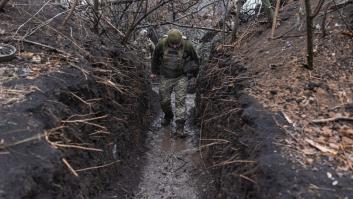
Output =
[
  {"x1": 151, "y1": 29, "x2": 199, "y2": 132},
  {"x1": 134, "y1": 29, "x2": 155, "y2": 72}
]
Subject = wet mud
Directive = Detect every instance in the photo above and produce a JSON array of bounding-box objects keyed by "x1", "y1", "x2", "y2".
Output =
[{"x1": 134, "y1": 86, "x2": 216, "y2": 199}]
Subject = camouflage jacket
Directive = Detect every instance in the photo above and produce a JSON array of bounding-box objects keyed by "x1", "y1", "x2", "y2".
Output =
[{"x1": 151, "y1": 38, "x2": 199, "y2": 78}]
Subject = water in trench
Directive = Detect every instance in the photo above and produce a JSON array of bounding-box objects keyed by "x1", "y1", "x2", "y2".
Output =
[{"x1": 133, "y1": 86, "x2": 216, "y2": 199}]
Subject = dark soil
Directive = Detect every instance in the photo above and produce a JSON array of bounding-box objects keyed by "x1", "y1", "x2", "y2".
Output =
[{"x1": 0, "y1": 57, "x2": 150, "y2": 199}]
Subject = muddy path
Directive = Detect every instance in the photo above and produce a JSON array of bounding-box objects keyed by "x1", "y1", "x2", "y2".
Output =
[{"x1": 133, "y1": 85, "x2": 216, "y2": 199}]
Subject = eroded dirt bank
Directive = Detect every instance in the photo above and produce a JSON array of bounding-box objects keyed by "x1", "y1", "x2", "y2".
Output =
[
  {"x1": 193, "y1": 0, "x2": 353, "y2": 197},
  {"x1": 195, "y1": 48, "x2": 353, "y2": 198},
  {"x1": 0, "y1": 1, "x2": 153, "y2": 198},
  {"x1": 0, "y1": 56, "x2": 148, "y2": 199}
]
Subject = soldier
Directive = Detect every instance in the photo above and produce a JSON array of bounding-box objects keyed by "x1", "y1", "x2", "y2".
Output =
[
  {"x1": 151, "y1": 29, "x2": 199, "y2": 137},
  {"x1": 134, "y1": 29, "x2": 155, "y2": 61}
]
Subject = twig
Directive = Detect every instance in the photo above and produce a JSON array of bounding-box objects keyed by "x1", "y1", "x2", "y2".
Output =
[
  {"x1": 62, "y1": 0, "x2": 79, "y2": 27},
  {"x1": 138, "y1": 21, "x2": 231, "y2": 33},
  {"x1": 68, "y1": 63, "x2": 89, "y2": 80},
  {"x1": 70, "y1": 92, "x2": 92, "y2": 108},
  {"x1": 239, "y1": 174, "x2": 258, "y2": 184},
  {"x1": 123, "y1": 0, "x2": 173, "y2": 43},
  {"x1": 18, "y1": 8, "x2": 90, "y2": 57},
  {"x1": 14, "y1": 0, "x2": 52, "y2": 36},
  {"x1": 311, "y1": 116, "x2": 353, "y2": 123},
  {"x1": 102, "y1": 16, "x2": 125, "y2": 37},
  {"x1": 76, "y1": 160, "x2": 121, "y2": 172},
  {"x1": 62, "y1": 158, "x2": 79, "y2": 177},
  {"x1": 62, "y1": 115, "x2": 108, "y2": 123},
  {"x1": 0, "y1": 133, "x2": 45, "y2": 150},
  {"x1": 331, "y1": 0, "x2": 353, "y2": 31},
  {"x1": 199, "y1": 140, "x2": 229, "y2": 150},
  {"x1": 24, "y1": 10, "x2": 70, "y2": 39},
  {"x1": 50, "y1": 143, "x2": 103, "y2": 152},
  {"x1": 14, "y1": 38, "x2": 71, "y2": 56},
  {"x1": 210, "y1": 159, "x2": 255, "y2": 168},
  {"x1": 174, "y1": 0, "x2": 221, "y2": 22}
]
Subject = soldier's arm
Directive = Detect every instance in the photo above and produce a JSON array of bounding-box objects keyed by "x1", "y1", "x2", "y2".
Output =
[
  {"x1": 151, "y1": 41, "x2": 163, "y2": 75},
  {"x1": 185, "y1": 40, "x2": 200, "y2": 77}
]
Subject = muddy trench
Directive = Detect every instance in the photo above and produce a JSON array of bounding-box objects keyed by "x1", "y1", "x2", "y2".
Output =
[
  {"x1": 132, "y1": 85, "x2": 216, "y2": 199},
  {"x1": 2, "y1": 42, "x2": 352, "y2": 199}
]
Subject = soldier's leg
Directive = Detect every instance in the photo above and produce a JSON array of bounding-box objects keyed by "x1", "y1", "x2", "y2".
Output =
[
  {"x1": 159, "y1": 77, "x2": 174, "y2": 125},
  {"x1": 174, "y1": 76, "x2": 188, "y2": 136}
]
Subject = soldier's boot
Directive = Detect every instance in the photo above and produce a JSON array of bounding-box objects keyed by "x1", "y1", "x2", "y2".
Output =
[{"x1": 175, "y1": 119, "x2": 186, "y2": 138}]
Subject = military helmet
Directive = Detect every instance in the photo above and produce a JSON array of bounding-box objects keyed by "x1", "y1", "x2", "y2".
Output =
[{"x1": 166, "y1": 29, "x2": 182, "y2": 45}]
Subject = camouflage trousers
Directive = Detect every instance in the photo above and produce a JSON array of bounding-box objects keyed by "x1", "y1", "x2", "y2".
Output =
[{"x1": 159, "y1": 75, "x2": 188, "y2": 121}]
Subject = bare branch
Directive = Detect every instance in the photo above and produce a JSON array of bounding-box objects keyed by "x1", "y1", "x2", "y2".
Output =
[{"x1": 62, "y1": 0, "x2": 79, "y2": 27}]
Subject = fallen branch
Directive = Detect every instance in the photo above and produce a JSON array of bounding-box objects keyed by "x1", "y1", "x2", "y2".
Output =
[{"x1": 312, "y1": 116, "x2": 353, "y2": 123}]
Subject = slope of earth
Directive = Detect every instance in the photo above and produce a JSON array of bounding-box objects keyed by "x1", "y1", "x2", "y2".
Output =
[
  {"x1": 0, "y1": 1, "x2": 150, "y2": 198},
  {"x1": 195, "y1": 0, "x2": 353, "y2": 198},
  {"x1": 237, "y1": 0, "x2": 353, "y2": 175}
]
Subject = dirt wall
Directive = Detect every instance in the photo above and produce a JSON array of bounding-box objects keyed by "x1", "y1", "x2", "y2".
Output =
[
  {"x1": 195, "y1": 49, "x2": 353, "y2": 199},
  {"x1": 0, "y1": 50, "x2": 150, "y2": 199}
]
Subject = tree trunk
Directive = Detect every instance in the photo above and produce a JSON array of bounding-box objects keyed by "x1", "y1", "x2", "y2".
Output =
[
  {"x1": 304, "y1": 0, "x2": 313, "y2": 69},
  {"x1": 304, "y1": 0, "x2": 324, "y2": 69},
  {"x1": 231, "y1": 0, "x2": 243, "y2": 42}
]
